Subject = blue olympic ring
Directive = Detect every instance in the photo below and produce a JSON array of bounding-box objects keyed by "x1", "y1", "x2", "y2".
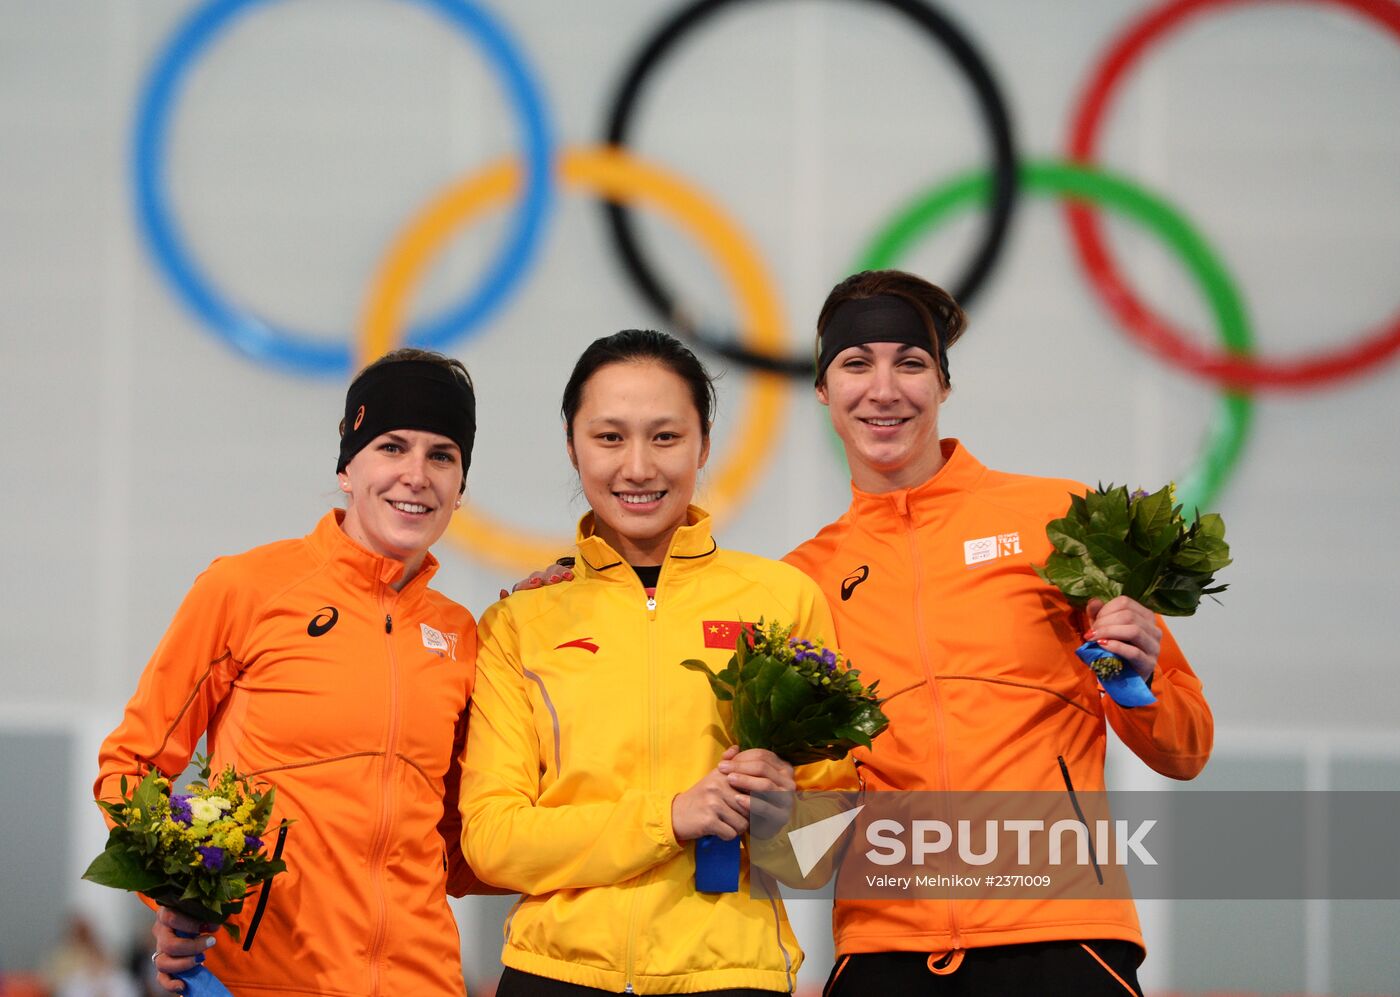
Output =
[{"x1": 133, "y1": 0, "x2": 555, "y2": 377}]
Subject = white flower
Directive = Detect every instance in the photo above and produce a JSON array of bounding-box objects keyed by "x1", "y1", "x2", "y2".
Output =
[
  {"x1": 207, "y1": 796, "x2": 233, "y2": 811},
  {"x1": 188, "y1": 798, "x2": 222, "y2": 823}
]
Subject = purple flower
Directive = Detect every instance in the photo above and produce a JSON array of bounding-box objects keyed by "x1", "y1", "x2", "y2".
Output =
[
  {"x1": 244, "y1": 836, "x2": 263, "y2": 852},
  {"x1": 820, "y1": 648, "x2": 837, "y2": 671},
  {"x1": 1130, "y1": 489, "x2": 1149, "y2": 501},
  {"x1": 197, "y1": 846, "x2": 225, "y2": 871},
  {"x1": 169, "y1": 794, "x2": 193, "y2": 826}
]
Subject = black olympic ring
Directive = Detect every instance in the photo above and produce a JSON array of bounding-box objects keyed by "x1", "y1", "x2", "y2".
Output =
[{"x1": 601, "y1": 0, "x2": 1020, "y2": 377}]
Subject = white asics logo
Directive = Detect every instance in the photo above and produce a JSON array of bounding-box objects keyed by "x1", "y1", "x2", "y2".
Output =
[{"x1": 964, "y1": 532, "x2": 1022, "y2": 566}]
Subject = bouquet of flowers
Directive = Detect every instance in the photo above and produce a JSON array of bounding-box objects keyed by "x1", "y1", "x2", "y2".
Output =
[
  {"x1": 683, "y1": 619, "x2": 888, "y2": 764},
  {"x1": 681, "y1": 619, "x2": 888, "y2": 890},
  {"x1": 85, "y1": 756, "x2": 289, "y2": 947},
  {"x1": 1035, "y1": 483, "x2": 1231, "y2": 705}
]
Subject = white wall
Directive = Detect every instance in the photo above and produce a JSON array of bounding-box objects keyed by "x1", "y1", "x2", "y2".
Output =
[{"x1": 2, "y1": 0, "x2": 1398, "y2": 991}]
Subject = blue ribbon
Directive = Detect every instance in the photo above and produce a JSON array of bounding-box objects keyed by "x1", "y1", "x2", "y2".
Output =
[
  {"x1": 172, "y1": 931, "x2": 233, "y2": 997},
  {"x1": 694, "y1": 834, "x2": 741, "y2": 893},
  {"x1": 1075, "y1": 642, "x2": 1156, "y2": 708}
]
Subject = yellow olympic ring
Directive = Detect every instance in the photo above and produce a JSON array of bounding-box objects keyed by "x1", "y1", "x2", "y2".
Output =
[{"x1": 359, "y1": 145, "x2": 789, "y2": 571}]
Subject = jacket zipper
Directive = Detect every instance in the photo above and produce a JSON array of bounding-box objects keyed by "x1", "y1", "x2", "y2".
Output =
[
  {"x1": 366, "y1": 592, "x2": 402, "y2": 996},
  {"x1": 1057, "y1": 755, "x2": 1104, "y2": 885},
  {"x1": 624, "y1": 572, "x2": 662, "y2": 994},
  {"x1": 903, "y1": 507, "x2": 962, "y2": 951}
]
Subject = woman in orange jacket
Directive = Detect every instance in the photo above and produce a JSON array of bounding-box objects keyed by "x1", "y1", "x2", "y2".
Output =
[
  {"x1": 787, "y1": 270, "x2": 1213, "y2": 996},
  {"x1": 97, "y1": 348, "x2": 482, "y2": 997}
]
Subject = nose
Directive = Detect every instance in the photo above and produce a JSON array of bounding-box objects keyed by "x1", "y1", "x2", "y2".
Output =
[
  {"x1": 400, "y1": 453, "x2": 431, "y2": 489},
  {"x1": 620, "y1": 439, "x2": 656, "y2": 483},
  {"x1": 867, "y1": 359, "x2": 899, "y2": 403}
]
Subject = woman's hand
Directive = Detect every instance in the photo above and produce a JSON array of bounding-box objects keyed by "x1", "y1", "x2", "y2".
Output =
[
  {"x1": 1085, "y1": 596, "x2": 1162, "y2": 683},
  {"x1": 721, "y1": 748, "x2": 797, "y2": 839},
  {"x1": 498, "y1": 559, "x2": 574, "y2": 600},
  {"x1": 151, "y1": 906, "x2": 215, "y2": 993},
  {"x1": 671, "y1": 746, "x2": 750, "y2": 841}
]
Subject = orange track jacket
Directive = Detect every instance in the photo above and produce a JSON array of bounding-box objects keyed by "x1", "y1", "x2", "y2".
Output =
[
  {"x1": 784, "y1": 440, "x2": 1213, "y2": 958},
  {"x1": 95, "y1": 511, "x2": 478, "y2": 997}
]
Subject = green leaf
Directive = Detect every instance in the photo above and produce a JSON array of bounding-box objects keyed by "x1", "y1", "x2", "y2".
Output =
[
  {"x1": 1046, "y1": 517, "x2": 1089, "y2": 557},
  {"x1": 680, "y1": 658, "x2": 717, "y2": 679},
  {"x1": 130, "y1": 769, "x2": 165, "y2": 815},
  {"x1": 770, "y1": 667, "x2": 817, "y2": 726},
  {"x1": 1039, "y1": 552, "x2": 1092, "y2": 601},
  {"x1": 1079, "y1": 559, "x2": 1123, "y2": 602},
  {"x1": 82, "y1": 845, "x2": 165, "y2": 892},
  {"x1": 748, "y1": 656, "x2": 786, "y2": 706},
  {"x1": 1083, "y1": 534, "x2": 1145, "y2": 583}
]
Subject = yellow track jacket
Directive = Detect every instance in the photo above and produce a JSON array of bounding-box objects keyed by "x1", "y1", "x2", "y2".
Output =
[{"x1": 460, "y1": 508, "x2": 856, "y2": 995}]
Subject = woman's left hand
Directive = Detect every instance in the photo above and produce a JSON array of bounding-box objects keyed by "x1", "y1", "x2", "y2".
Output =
[
  {"x1": 719, "y1": 749, "x2": 796, "y2": 839},
  {"x1": 1085, "y1": 596, "x2": 1161, "y2": 683}
]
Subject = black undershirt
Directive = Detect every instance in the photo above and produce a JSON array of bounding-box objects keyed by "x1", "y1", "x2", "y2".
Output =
[{"x1": 632, "y1": 564, "x2": 661, "y2": 589}]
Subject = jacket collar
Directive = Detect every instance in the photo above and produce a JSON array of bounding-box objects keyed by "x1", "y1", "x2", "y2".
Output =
[
  {"x1": 307, "y1": 509, "x2": 440, "y2": 594},
  {"x1": 573, "y1": 505, "x2": 718, "y2": 581},
  {"x1": 848, "y1": 439, "x2": 986, "y2": 527}
]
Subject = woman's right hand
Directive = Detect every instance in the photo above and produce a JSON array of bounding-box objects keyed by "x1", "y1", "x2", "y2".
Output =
[
  {"x1": 151, "y1": 906, "x2": 215, "y2": 993},
  {"x1": 670, "y1": 746, "x2": 749, "y2": 841}
]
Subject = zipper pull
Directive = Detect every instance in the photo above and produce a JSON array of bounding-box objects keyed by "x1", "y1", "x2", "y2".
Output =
[
  {"x1": 385, "y1": 614, "x2": 393, "y2": 634},
  {"x1": 646, "y1": 596, "x2": 656, "y2": 611}
]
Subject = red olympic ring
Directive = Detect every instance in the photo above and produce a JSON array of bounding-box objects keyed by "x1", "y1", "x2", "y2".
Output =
[{"x1": 1066, "y1": 0, "x2": 1400, "y2": 390}]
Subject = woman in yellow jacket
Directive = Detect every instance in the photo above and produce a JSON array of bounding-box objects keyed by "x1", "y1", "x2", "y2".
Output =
[{"x1": 459, "y1": 330, "x2": 853, "y2": 996}]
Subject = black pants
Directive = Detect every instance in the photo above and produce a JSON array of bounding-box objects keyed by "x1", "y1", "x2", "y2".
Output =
[
  {"x1": 822, "y1": 941, "x2": 1144, "y2": 997},
  {"x1": 496, "y1": 966, "x2": 783, "y2": 996}
]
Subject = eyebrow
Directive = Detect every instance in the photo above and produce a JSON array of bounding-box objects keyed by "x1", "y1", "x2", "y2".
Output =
[
  {"x1": 584, "y1": 415, "x2": 687, "y2": 430},
  {"x1": 382, "y1": 431, "x2": 460, "y2": 454}
]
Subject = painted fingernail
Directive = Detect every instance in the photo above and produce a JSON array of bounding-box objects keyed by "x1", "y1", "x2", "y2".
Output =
[
  {"x1": 1084, "y1": 630, "x2": 1096, "y2": 640},
  {"x1": 1096, "y1": 640, "x2": 1108, "y2": 646},
  {"x1": 563, "y1": 571, "x2": 574, "y2": 580}
]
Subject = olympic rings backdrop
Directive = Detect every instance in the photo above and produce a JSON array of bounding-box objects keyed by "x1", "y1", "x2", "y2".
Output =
[{"x1": 4, "y1": 0, "x2": 1400, "y2": 991}]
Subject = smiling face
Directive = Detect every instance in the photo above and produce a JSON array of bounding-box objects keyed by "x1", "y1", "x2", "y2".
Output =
[
  {"x1": 818, "y1": 340, "x2": 950, "y2": 493},
  {"x1": 566, "y1": 360, "x2": 710, "y2": 566},
  {"x1": 337, "y1": 429, "x2": 463, "y2": 586}
]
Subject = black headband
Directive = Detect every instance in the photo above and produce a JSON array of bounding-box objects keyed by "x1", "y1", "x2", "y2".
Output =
[
  {"x1": 815, "y1": 294, "x2": 949, "y2": 384},
  {"x1": 337, "y1": 360, "x2": 476, "y2": 481}
]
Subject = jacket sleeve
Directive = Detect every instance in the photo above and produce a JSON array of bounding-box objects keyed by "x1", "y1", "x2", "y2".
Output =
[
  {"x1": 459, "y1": 603, "x2": 681, "y2": 894},
  {"x1": 439, "y1": 621, "x2": 515, "y2": 897},
  {"x1": 1103, "y1": 618, "x2": 1213, "y2": 780},
  {"x1": 94, "y1": 561, "x2": 250, "y2": 809}
]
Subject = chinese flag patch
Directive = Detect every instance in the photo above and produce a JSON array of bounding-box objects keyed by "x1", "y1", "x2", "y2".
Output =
[{"x1": 702, "y1": 620, "x2": 754, "y2": 650}]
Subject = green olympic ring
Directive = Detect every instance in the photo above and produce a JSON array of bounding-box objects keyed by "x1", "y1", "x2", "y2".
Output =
[{"x1": 849, "y1": 158, "x2": 1255, "y2": 517}]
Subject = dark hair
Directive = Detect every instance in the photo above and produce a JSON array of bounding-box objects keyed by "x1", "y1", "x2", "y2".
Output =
[
  {"x1": 338, "y1": 347, "x2": 474, "y2": 436},
  {"x1": 561, "y1": 330, "x2": 716, "y2": 442},
  {"x1": 815, "y1": 270, "x2": 967, "y2": 387}
]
